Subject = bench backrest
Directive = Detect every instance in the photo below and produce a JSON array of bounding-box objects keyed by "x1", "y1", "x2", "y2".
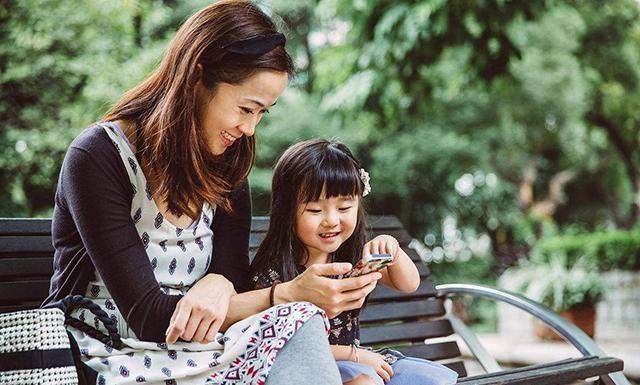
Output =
[{"x1": 0, "y1": 216, "x2": 466, "y2": 376}]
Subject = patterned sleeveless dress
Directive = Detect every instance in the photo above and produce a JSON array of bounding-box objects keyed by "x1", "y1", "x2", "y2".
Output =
[{"x1": 67, "y1": 122, "x2": 328, "y2": 385}]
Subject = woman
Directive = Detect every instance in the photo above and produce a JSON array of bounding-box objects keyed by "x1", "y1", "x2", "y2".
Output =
[{"x1": 44, "y1": 1, "x2": 380, "y2": 384}]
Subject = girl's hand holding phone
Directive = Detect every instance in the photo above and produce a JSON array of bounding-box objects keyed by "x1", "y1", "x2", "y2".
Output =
[
  {"x1": 357, "y1": 348, "x2": 394, "y2": 382},
  {"x1": 364, "y1": 235, "x2": 400, "y2": 263}
]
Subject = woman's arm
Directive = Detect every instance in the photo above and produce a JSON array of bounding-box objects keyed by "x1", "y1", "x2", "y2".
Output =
[
  {"x1": 58, "y1": 129, "x2": 181, "y2": 342},
  {"x1": 209, "y1": 180, "x2": 252, "y2": 293},
  {"x1": 366, "y1": 235, "x2": 420, "y2": 293}
]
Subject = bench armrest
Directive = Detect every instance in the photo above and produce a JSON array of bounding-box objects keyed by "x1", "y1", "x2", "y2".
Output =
[{"x1": 436, "y1": 283, "x2": 631, "y2": 385}]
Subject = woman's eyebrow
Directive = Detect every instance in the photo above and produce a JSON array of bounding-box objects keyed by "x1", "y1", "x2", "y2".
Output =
[{"x1": 242, "y1": 98, "x2": 277, "y2": 107}]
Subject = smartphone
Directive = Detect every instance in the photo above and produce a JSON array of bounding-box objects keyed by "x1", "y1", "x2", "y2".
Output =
[{"x1": 343, "y1": 253, "x2": 393, "y2": 278}]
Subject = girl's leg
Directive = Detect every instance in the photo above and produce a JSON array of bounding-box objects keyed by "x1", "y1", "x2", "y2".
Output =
[
  {"x1": 265, "y1": 314, "x2": 341, "y2": 385},
  {"x1": 344, "y1": 374, "x2": 380, "y2": 385},
  {"x1": 387, "y1": 357, "x2": 458, "y2": 385}
]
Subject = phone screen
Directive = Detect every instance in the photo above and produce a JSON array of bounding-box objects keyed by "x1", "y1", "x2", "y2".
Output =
[{"x1": 343, "y1": 253, "x2": 393, "y2": 278}]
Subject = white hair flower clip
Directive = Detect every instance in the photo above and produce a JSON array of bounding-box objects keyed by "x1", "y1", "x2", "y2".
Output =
[{"x1": 359, "y1": 168, "x2": 371, "y2": 197}]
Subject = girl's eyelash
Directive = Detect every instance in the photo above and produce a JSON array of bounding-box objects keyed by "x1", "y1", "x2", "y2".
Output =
[{"x1": 339, "y1": 207, "x2": 352, "y2": 211}]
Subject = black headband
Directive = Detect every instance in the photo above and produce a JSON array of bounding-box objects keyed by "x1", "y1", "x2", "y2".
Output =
[{"x1": 223, "y1": 32, "x2": 286, "y2": 55}]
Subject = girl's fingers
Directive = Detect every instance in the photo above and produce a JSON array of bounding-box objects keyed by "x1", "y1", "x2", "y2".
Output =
[
  {"x1": 371, "y1": 241, "x2": 380, "y2": 255},
  {"x1": 363, "y1": 242, "x2": 373, "y2": 257},
  {"x1": 377, "y1": 365, "x2": 391, "y2": 382},
  {"x1": 382, "y1": 360, "x2": 394, "y2": 378}
]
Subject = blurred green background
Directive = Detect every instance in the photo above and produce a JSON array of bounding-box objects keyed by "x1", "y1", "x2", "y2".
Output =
[{"x1": 3, "y1": 0, "x2": 640, "y2": 330}]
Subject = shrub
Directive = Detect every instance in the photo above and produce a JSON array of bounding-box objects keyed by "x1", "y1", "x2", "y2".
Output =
[{"x1": 531, "y1": 230, "x2": 640, "y2": 271}]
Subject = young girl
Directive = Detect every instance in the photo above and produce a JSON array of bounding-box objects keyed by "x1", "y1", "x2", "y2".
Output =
[{"x1": 250, "y1": 139, "x2": 458, "y2": 385}]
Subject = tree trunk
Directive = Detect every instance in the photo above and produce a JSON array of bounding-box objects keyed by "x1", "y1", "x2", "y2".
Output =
[{"x1": 587, "y1": 111, "x2": 640, "y2": 228}]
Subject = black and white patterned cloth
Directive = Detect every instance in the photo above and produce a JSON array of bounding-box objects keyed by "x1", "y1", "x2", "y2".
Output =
[{"x1": 65, "y1": 123, "x2": 316, "y2": 385}]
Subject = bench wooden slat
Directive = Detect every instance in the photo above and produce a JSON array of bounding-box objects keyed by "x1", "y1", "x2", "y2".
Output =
[
  {"x1": 360, "y1": 298, "x2": 445, "y2": 323},
  {"x1": 405, "y1": 248, "x2": 422, "y2": 263},
  {"x1": 0, "y1": 280, "x2": 50, "y2": 302},
  {"x1": 0, "y1": 236, "x2": 54, "y2": 254},
  {"x1": 368, "y1": 229, "x2": 411, "y2": 245},
  {"x1": 0, "y1": 218, "x2": 52, "y2": 235},
  {"x1": 445, "y1": 360, "x2": 468, "y2": 378},
  {"x1": 250, "y1": 217, "x2": 269, "y2": 231},
  {"x1": 365, "y1": 216, "x2": 404, "y2": 229},
  {"x1": 369, "y1": 281, "x2": 436, "y2": 301},
  {"x1": 395, "y1": 341, "x2": 461, "y2": 361},
  {"x1": 458, "y1": 356, "x2": 623, "y2": 385},
  {"x1": 0, "y1": 257, "x2": 53, "y2": 278},
  {"x1": 360, "y1": 319, "x2": 453, "y2": 345},
  {"x1": 0, "y1": 302, "x2": 44, "y2": 313}
]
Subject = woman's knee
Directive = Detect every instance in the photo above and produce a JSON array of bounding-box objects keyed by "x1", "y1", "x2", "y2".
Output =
[{"x1": 344, "y1": 374, "x2": 379, "y2": 385}]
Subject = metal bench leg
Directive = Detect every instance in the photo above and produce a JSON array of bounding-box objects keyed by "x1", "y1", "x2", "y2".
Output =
[{"x1": 445, "y1": 310, "x2": 502, "y2": 373}]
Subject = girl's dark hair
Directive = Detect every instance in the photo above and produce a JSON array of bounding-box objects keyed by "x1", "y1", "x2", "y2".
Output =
[
  {"x1": 104, "y1": 0, "x2": 294, "y2": 218},
  {"x1": 251, "y1": 138, "x2": 368, "y2": 282}
]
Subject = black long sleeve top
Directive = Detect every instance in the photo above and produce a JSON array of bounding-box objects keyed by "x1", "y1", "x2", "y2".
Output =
[{"x1": 43, "y1": 124, "x2": 252, "y2": 342}]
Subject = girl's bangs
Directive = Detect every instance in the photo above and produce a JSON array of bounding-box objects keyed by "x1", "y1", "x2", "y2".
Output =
[{"x1": 298, "y1": 157, "x2": 362, "y2": 203}]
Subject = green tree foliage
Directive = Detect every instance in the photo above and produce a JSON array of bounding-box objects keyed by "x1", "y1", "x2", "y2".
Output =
[
  {"x1": 0, "y1": 0, "x2": 208, "y2": 216},
  {"x1": 284, "y1": 0, "x2": 640, "y2": 255},
  {"x1": 2, "y1": 1, "x2": 640, "y2": 279}
]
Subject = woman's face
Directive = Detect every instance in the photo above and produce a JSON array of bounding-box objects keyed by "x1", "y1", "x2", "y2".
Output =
[{"x1": 198, "y1": 70, "x2": 288, "y2": 155}]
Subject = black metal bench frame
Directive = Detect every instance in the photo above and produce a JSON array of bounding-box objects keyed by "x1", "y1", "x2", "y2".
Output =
[{"x1": 0, "y1": 216, "x2": 630, "y2": 385}]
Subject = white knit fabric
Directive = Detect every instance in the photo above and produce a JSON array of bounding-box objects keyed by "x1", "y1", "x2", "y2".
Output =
[{"x1": 0, "y1": 308, "x2": 78, "y2": 385}]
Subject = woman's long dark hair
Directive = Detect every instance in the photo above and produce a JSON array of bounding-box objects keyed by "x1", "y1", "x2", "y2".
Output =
[
  {"x1": 104, "y1": 0, "x2": 294, "y2": 217},
  {"x1": 251, "y1": 139, "x2": 368, "y2": 283}
]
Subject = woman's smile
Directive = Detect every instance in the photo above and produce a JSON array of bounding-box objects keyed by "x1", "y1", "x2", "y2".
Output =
[{"x1": 220, "y1": 130, "x2": 238, "y2": 147}]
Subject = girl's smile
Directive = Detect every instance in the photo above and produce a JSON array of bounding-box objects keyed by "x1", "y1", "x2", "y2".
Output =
[{"x1": 296, "y1": 194, "x2": 359, "y2": 263}]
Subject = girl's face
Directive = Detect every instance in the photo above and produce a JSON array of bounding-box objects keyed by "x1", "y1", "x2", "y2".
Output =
[
  {"x1": 295, "y1": 194, "x2": 359, "y2": 261},
  {"x1": 198, "y1": 69, "x2": 288, "y2": 155}
]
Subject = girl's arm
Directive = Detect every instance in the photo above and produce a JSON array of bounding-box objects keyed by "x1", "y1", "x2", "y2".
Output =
[
  {"x1": 331, "y1": 344, "x2": 356, "y2": 361},
  {"x1": 331, "y1": 344, "x2": 395, "y2": 382},
  {"x1": 365, "y1": 235, "x2": 420, "y2": 293}
]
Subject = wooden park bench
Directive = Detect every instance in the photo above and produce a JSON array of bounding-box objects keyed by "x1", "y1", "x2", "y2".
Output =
[{"x1": 0, "y1": 216, "x2": 630, "y2": 384}]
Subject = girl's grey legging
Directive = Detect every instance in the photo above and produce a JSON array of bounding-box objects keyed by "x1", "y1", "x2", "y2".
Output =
[{"x1": 265, "y1": 314, "x2": 341, "y2": 385}]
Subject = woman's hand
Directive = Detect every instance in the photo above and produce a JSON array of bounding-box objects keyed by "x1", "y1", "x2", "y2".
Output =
[
  {"x1": 278, "y1": 263, "x2": 381, "y2": 319},
  {"x1": 364, "y1": 235, "x2": 400, "y2": 263},
  {"x1": 358, "y1": 349, "x2": 394, "y2": 382},
  {"x1": 165, "y1": 274, "x2": 235, "y2": 344}
]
